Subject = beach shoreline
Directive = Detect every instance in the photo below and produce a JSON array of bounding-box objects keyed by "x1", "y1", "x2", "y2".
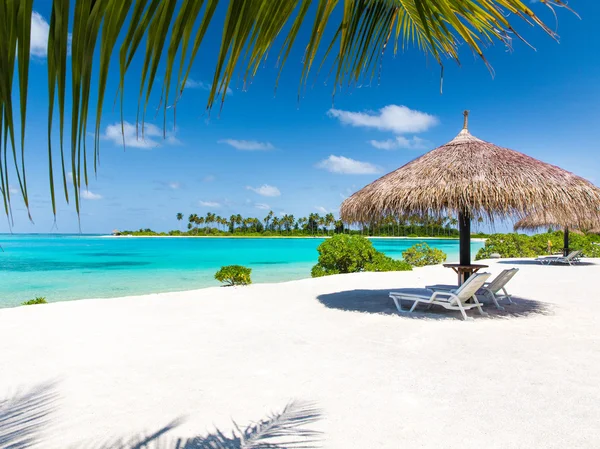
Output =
[{"x1": 105, "y1": 234, "x2": 487, "y2": 242}]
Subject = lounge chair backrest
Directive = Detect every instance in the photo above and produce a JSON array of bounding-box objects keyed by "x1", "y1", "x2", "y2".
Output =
[
  {"x1": 453, "y1": 273, "x2": 491, "y2": 303},
  {"x1": 486, "y1": 268, "x2": 518, "y2": 294},
  {"x1": 565, "y1": 250, "x2": 582, "y2": 261}
]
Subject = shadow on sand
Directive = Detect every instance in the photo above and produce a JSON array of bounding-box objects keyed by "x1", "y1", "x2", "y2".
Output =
[
  {"x1": 84, "y1": 419, "x2": 183, "y2": 449},
  {"x1": 0, "y1": 381, "x2": 59, "y2": 449},
  {"x1": 0, "y1": 384, "x2": 322, "y2": 449},
  {"x1": 317, "y1": 287, "x2": 552, "y2": 320},
  {"x1": 82, "y1": 400, "x2": 321, "y2": 449}
]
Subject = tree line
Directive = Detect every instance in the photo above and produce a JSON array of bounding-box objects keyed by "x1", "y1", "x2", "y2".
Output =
[{"x1": 122, "y1": 211, "x2": 465, "y2": 237}]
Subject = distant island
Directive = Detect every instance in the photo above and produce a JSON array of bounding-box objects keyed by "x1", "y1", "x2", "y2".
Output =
[{"x1": 117, "y1": 211, "x2": 489, "y2": 238}]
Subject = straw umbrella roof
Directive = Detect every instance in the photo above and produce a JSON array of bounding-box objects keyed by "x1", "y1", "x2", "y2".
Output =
[
  {"x1": 513, "y1": 211, "x2": 599, "y2": 232},
  {"x1": 340, "y1": 112, "x2": 600, "y2": 223}
]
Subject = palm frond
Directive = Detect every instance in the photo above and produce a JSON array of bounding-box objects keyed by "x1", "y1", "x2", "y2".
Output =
[{"x1": 0, "y1": 0, "x2": 574, "y2": 221}]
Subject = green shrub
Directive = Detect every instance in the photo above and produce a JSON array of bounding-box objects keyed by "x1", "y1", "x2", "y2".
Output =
[
  {"x1": 570, "y1": 232, "x2": 600, "y2": 257},
  {"x1": 476, "y1": 233, "x2": 539, "y2": 260},
  {"x1": 475, "y1": 231, "x2": 600, "y2": 260},
  {"x1": 311, "y1": 235, "x2": 411, "y2": 277},
  {"x1": 364, "y1": 252, "x2": 413, "y2": 272},
  {"x1": 22, "y1": 297, "x2": 47, "y2": 305},
  {"x1": 215, "y1": 265, "x2": 252, "y2": 286},
  {"x1": 310, "y1": 264, "x2": 335, "y2": 278},
  {"x1": 402, "y1": 243, "x2": 447, "y2": 267}
]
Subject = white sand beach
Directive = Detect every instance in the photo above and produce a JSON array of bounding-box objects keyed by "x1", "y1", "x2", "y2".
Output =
[{"x1": 1, "y1": 258, "x2": 599, "y2": 448}]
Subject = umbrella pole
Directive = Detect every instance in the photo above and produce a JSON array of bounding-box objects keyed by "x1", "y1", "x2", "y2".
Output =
[
  {"x1": 564, "y1": 227, "x2": 569, "y2": 256},
  {"x1": 459, "y1": 211, "x2": 471, "y2": 268}
]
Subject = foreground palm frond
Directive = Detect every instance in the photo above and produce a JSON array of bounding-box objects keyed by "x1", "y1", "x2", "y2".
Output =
[{"x1": 0, "y1": 0, "x2": 574, "y2": 221}]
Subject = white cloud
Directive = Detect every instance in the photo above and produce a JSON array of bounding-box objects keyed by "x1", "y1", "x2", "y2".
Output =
[
  {"x1": 166, "y1": 134, "x2": 181, "y2": 145},
  {"x1": 199, "y1": 200, "x2": 221, "y2": 208},
  {"x1": 185, "y1": 78, "x2": 233, "y2": 95},
  {"x1": 202, "y1": 175, "x2": 216, "y2": 182},
  {"x1": 81, "y1": 190, "x2": 102, "y2": 200},
  {"x1": 316, "y1": 155, "x2": 379, "y2": 175},
  {"x1": 218, "y1": 139, "x2": 274, "y2": 151},
  {"x1": 103, "y1": 121, "x2": 181, "y2": 149},
  {"x1": 369, "y1": 136, "x2": 429, "y2": 150},
  {"x1": 246, "y1": 184, "x2": 281, "y2": 197},
  {"x1": 168, "y1": 182, "x2": 181, "y2": 190},
  {"x1": 328, "y1": 105, "x2": 438, "y2": 134},
  {"x1": 396, "y1": 136, "x2": 429, "y2": 149},
  {"x1": 30, "y1": 12, "x2": 49, "y2": 57},
  {"x1": 369, "y1": 139, "x2": 397, "y2": 150},
  {"x1": 9, "y1": 185, "x2": 19, "y2": 195},
  {"x1": 66, "y1": 172, "x2": 102, "y2": 199},
  {"x1": 255, "y1": 203, "x2": 270, "y2": 210},
  {"x1": 315, "y1": 206, "x2": 328, "y2": 214},
  {"x1": 29, "y1": 12, "x2": 72, "y2": 58}
]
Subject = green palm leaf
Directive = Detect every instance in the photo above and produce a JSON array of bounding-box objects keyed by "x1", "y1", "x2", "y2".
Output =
[{"x1": 0, "y1": 0, "x2": 574, "y2": 221}]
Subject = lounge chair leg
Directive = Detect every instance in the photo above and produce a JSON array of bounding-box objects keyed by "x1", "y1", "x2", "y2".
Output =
[
  {"x1": 391, "y1": 296, "x2": 405, "y2": 313},
  {"x1": 489, "y1": 292, "x2": 505, "y2": 311},
  {"x1": 409, "y1": 299, "x2": 422, "y2": 314},
  {"x1": 502, "y1": 288, "x2": 514, "y2": 305},
  {"x1": 455, "y1": 300, "x2": 472, "y2": 321},
  {"x1": 472, "y1": 295, "x2": 488, "y2": 317}
]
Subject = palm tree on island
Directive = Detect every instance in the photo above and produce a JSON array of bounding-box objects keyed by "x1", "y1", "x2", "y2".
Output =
[
  {"x1": 188, "y1": 214, "x2": 199, "y2": 234},
  {"x1": 264, "y1": 211, "x2": 274, "y2": 232},
  {"x1": 325, "y1": 213, "x2": 335, "y2": 236}
]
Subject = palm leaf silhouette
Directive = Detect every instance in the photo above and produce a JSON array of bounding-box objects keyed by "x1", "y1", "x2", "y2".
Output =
[
  {"x1": 0, "y1": 0, "x2": 575, "y2": 221},
  {"x1": 184, "y1": 400, "x2": 322, "y2": 449}
]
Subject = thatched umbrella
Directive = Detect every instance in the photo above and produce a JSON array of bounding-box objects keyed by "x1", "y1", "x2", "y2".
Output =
[
  {"x1": 341, "y1": 111, "x2": 600, "y2": 268},
  {"x1": 514, "y1": 212, "x2": 598, "y2": 256}
]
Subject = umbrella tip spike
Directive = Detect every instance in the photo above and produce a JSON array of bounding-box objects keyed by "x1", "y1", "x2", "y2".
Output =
[{"x1": 463, "y1": 110, "x2": 469, "y2": 130}]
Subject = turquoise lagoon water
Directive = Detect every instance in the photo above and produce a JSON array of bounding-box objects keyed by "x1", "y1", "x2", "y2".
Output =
[{"x1": 0, "y1": 235, "x2": 484, "y2": 308}]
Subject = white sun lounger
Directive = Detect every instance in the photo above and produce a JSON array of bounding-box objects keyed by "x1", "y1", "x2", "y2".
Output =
[
  {"x1": 425, "y1": 268, "x2": 519, "y2": 311},
  {"x1": 389, "y1": 272, "x2": 491, "y2": 321},
  {"x1": 535, "y1": 250, "x2": 582, "y2": 266}
]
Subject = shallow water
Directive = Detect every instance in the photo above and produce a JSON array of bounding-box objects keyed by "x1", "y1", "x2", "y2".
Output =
[{"x1": 0, "y1": 235, "x2": 484, "y2": 307}]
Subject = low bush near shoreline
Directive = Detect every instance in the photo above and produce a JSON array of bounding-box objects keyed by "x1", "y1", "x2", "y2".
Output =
[
  {"x1": 215, "y1": 265, "x2": 252, "y2": 286},
  {"x1": 311, "y1": 235, "x2": 412, "y2": 277},
  {"x1": 22, "y1": 297, "x2": 47, "y2": 305}
]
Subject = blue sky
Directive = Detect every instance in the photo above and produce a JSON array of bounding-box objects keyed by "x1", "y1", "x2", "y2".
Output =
[{"x1": 4, "y1": 1, "x2": 600, "y2": 234}]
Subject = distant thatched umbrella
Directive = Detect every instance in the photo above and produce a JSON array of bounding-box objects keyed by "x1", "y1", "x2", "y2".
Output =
[
  {"x1": 341, "y1": 111, "x2": 600, "y2": 267},
  {"x1": 514, "y1": 212, "x2": 598, "y2": 255}
]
